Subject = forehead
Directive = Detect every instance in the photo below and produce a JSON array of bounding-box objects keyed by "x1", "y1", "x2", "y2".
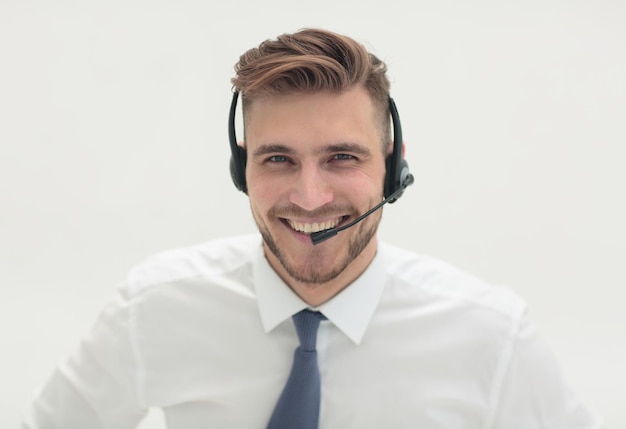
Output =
[{"x1": 243, "y1": 88, "x2": 383, "y2": 150}]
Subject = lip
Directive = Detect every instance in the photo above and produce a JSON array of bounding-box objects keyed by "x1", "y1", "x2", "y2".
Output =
[{"x1": 281, "y1": 215, "x2": 349, "y2": 238}]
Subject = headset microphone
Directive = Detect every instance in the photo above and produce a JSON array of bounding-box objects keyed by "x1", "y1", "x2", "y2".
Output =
[{"x1": 310, "y1": 173, "x2": 414, "y2": 245}]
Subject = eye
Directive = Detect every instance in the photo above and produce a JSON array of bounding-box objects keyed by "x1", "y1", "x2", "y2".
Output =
[
  {"x1": 268, "y1": 155, "x2": 289, "y2": 163},
  {"x1": 332, "y1": 153, "x2": 355, "y2": 161}
]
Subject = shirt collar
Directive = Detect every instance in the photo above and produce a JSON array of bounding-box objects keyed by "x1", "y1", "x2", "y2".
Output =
[{"x1": 254, "y1": 241, "x2": 388, "y2": 345}]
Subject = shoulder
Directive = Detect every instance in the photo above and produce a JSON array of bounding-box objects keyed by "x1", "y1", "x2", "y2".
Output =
[
  {"x1": 124, "y1": 234, "x2": 262, "y2": 296},
  {"x1": 379, "y1": 242, "x2": 527, "y2": 321}
]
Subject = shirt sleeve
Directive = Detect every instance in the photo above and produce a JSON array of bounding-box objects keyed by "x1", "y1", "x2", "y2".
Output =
[
  {"x1": 489, "y1": 313, "x2": 605, "y2": 429},
  {"x1": 21, "y1": 287, "x2": 148, "y2": 429}
]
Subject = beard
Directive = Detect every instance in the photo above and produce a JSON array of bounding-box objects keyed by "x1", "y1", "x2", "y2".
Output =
[{"x1": 253, "y1": 203, "x2": 381, "y2": 285}]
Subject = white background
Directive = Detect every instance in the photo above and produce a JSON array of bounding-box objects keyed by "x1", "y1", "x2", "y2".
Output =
[{"x1": 1, "y1": 0, "x2": 624, "y2": 427}]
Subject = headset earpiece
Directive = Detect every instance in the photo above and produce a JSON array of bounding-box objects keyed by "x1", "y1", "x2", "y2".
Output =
[
  {"x1": 384, "y1": 97, "x2": 411, "y2": 203},
  {"x1": 230, "y1": 146, "x2": 247, "y2": 193},
  {"x1": 229, "y1": 91, "x2": 248, "y2": 193}
]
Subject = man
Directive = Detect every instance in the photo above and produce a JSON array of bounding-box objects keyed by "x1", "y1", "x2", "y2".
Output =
[{"x1": 23, "y1": 28, "x2": 602, "y2": 428}]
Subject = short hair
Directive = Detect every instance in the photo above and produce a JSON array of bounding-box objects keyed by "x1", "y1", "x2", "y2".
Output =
[{"x1": 231, "y1": 28, "x2": 392, "y2": 148}]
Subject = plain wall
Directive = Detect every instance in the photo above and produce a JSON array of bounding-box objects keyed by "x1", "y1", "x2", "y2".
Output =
[{"x1": 1, "y1": 0, "x2": 624, "y2": 427}]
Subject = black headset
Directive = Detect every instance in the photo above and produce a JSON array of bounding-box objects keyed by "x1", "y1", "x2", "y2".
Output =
[{"x1": 228, "y1": 91, "x2": 411, "y2": 203}]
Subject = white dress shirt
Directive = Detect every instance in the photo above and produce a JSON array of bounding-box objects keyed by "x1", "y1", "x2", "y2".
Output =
[{"x1": 22, "y1": 234, "x2": 603, "y2": 428}]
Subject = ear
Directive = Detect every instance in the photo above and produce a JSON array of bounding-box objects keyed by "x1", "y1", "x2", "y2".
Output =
[{"x1": 402, "y1": 142, "x2": 406, "y2": 158}]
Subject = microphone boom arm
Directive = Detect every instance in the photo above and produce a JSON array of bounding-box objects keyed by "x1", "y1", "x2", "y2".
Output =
[{"x1": 310, "y1": 174, "x2": 414, "y2": 245}]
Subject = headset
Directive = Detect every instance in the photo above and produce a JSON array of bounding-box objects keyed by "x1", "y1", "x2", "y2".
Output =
[{"x1": 228, "y1": 91, "x2": 411, "y2": 203}]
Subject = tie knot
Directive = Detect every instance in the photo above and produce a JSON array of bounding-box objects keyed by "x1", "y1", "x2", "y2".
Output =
[{"x1": 292, "y1": 310, "x2": 325, "y2": 351}]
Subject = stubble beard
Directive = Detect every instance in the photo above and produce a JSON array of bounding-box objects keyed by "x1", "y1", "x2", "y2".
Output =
[{"x1": 255, "y1": 208, "x2": 381, "y2": 285}]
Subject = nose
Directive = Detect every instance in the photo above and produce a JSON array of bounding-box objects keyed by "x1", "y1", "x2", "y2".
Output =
[{"x1": 288, "y1": 164, "x2": 334, "y2": 211}]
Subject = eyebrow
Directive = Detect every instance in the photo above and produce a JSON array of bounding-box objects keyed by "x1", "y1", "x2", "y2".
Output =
[
  {"x1": 322, "y1": 143, "x2": 372, "y2": 157},
  {"x1": 251, "y1": 144, "x2": 296, "y2": 158},
  {"x1": 251, "y1": 143, "x2": 372, "y2": 158}
]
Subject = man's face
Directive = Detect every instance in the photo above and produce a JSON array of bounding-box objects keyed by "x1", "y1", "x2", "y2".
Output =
[{"x1": 245, "y1": 87, "x2": 387, "y2": 289}]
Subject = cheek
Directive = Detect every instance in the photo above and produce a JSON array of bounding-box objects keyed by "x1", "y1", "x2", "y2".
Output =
[
  {"x1": 350, "y1": 165, "x2": 387, "y2": 199},
  {"x1": 246, "y1": 176, "x2": 281, "y2": 212},
  {"x1": 246, "y1": 168, "x2": 265, "y2": 197}
]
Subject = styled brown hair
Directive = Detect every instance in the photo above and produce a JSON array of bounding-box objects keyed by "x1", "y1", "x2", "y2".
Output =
[{"x1": 231, "y1": 28, "x2": 392, "y2": 147}]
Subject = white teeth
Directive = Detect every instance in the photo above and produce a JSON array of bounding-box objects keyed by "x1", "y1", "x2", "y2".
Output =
[{"x1": 287, "y1": 218, "x2": 341, "y2": 234}]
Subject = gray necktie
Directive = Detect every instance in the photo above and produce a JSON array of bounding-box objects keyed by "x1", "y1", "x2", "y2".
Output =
[{"x1": 267, "y1": 309, "x2": 325, "y2": 429}]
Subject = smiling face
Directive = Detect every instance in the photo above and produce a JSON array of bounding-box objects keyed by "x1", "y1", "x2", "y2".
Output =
[{"x1": 244, "y1": 87, "x2": 388, "y2": 304}]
